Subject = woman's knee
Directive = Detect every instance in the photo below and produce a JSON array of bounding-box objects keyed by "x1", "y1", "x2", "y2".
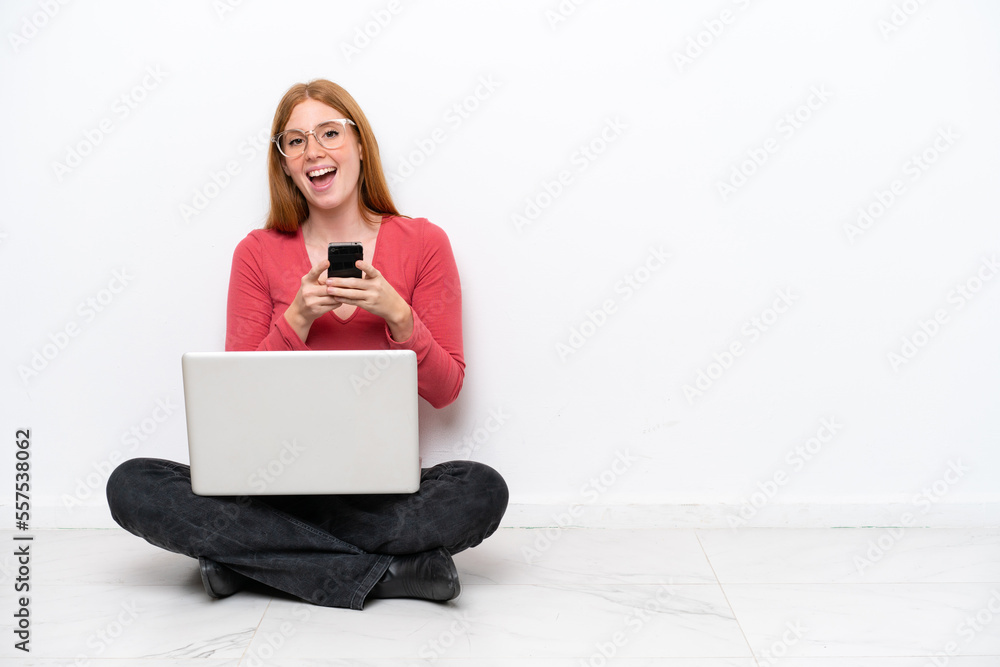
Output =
[
  {"x1": 107, "y1": 457, "x2": 161, "y2": 497},
  {"x1": 449, "y1": 460, "x2": 509, "y2": 531},
  {"x1": 106, "y1": 457, "x2": 187, "y2": 524},
  {"x1": 474, "y1": 462, "x2": 508, "y2": 514}
]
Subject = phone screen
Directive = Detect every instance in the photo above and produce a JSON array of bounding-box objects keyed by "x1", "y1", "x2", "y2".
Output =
[{"x1": 327, "y1": 242, "x2": 364, "y2": 279}]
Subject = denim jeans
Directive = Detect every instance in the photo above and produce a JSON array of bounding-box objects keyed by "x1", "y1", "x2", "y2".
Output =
[{"x1": 106, "y1": 457, "x2": 508, "y2": 610}]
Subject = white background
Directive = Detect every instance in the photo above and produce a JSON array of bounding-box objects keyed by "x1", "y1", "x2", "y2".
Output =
[{"x1": 2, "y1": 0, "x2": 998, "y2": 528}]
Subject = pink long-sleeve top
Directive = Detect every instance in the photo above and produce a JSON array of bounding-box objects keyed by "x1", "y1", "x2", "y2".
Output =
[{"x1": 225, "y1": 215, "x2": 464, "y2": 408}]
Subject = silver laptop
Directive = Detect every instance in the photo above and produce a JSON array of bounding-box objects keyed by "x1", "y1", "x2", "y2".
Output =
[{"x1": 182, "y1": 350, "x2": 420, "y2": 496}]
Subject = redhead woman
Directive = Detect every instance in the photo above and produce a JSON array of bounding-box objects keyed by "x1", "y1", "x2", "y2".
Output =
[{"x1": 106, "y1": 79, "x2": 508, "y2": 609}]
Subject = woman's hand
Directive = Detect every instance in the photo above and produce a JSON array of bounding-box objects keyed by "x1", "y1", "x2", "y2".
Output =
[
  {"x1": 284, "y1": 260, "x2": 343, "y2": 342},
  {"x1": 327, "y1": 260, "x2": 414, "y2": 341}
]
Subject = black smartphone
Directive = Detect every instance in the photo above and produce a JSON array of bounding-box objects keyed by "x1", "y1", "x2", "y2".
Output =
[{"x1": 327, "y1": 242, "x2": 364, "y2": 279}]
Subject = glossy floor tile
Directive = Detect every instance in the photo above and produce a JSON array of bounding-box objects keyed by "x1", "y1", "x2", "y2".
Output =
[
  {"x1": 247, "y1": 584, "x2": 747, "y2": 660},
  {"x1": 696, "y1": 526, "x2": 1000, "y2": 583},
  {"x1": 0, "y1": 526, "x2": 997, "y2": 665}
]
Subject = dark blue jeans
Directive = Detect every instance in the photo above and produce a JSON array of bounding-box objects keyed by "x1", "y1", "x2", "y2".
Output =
[{"x1": 106, "y1": 458, "x2": 508, "y2": 610}]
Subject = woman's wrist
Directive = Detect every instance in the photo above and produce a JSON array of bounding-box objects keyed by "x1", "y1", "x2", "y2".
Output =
[
  {"x1": 386, "y1": 301, "x2": 414, "y2": 342},
  {"x1": 283, "y1": 302, "x2": 312, "y2": 343}
]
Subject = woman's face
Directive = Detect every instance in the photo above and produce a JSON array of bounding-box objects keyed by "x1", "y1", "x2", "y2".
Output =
[{"x1": 281, "y1": 98, "x2": 363, "y2": 218}]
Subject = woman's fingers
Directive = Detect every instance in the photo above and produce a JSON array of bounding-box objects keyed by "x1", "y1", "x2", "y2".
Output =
[
  {"x1": 324, "y1": 261, "x2": 407, "y2": 322},
  {"x1": 297, "y1": 260, "x2": 343, "y2": 317},
  {"x1": 305, "y1": 259, "x2": 331, "y2": 283},
  {"x1": 355, "y1": 260, "x2": 378, "y2": 278}
]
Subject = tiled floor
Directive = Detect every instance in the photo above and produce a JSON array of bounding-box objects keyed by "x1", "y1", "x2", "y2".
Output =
[{"x1": 2, "y1": 526, "x2": 999, "y2": 665}]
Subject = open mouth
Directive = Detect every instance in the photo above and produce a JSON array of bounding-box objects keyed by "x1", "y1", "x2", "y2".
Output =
[{"x1": 307, "y1": 166, "x2": 337, "y2": 188}]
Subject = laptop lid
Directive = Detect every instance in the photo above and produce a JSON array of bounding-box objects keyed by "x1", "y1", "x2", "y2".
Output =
[{"x1": 182, "y1": 350, "x2": 419, "y2": 495}]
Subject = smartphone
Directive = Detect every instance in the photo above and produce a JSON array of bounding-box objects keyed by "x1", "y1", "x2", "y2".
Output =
[{"x1": 327, "y1": 242, "x2": 364, "y2": 279}]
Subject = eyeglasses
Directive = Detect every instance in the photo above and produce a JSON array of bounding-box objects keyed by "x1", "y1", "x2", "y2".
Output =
[{"x1": 271, "y1": 119, "x2": 357, "y2": 158}]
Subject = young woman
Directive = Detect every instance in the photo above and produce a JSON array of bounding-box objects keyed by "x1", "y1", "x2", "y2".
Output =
[{"x1": 106, "y1": 79, "x2": 508, "y2": 610}]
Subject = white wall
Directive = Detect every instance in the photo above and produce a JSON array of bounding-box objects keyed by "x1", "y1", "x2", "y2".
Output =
[{"x1": 2, "y1": 0, "x2": 998, "y2": 528}]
